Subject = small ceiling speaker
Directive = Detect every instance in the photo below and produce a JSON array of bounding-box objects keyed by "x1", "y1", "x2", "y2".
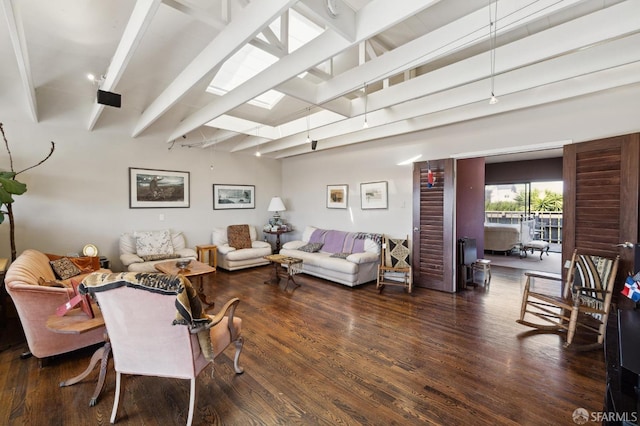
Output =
[
  {"x1": 97, "y1": 90, "x2": 121, "y2": 108},
  {"x1": 311, "y1": 140, "x2": 318, "y2": 151}
]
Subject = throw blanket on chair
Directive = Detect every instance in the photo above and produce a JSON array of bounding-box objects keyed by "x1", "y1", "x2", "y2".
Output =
[
  {"x1": 227, "y1": 224, "x2": 252, "y2": 249},
  {"x1": 79, "y1": 272, "x2": 215, "y2": 361}
]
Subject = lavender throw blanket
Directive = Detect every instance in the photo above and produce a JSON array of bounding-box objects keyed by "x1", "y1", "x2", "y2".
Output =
[{"x1": 309, "y1": 229, "x2": 367, "y2": 253}]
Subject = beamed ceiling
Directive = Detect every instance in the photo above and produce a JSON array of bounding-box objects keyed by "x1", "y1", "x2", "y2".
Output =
[{"x1": 2, "y1": 0, "x2": 639, "y2": 158}]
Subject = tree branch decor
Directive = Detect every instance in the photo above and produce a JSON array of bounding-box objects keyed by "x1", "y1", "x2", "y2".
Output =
[{"x1": 0, "y1": 123, "x2": 55, "y2": 261}]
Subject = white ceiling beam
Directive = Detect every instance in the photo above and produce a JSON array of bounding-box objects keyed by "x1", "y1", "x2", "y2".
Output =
[
  {"x1": 260, "y1": 25, "x2": 286, "y2": 53},
  {"x1": 276, "y1": 78, "x2": 351, "y2": 116},
  {"x1": 266, "y1": 0, "x2": 578, "y2": 123},
  {"x1": 263, "y1": 33, "x2": 640, "y2": 155},
  {"x1": 274, "y1": 63, "x2": 640, "y2": 158},
  {"x1": 201, "y1": 129, "x2": 240, "y2": 148},
  {"x1": 88, "y1": 0, "x2": 162, "y2": 130},
  {"x1": 2, "y1": 0, "x2": 37, "y2": 122},
  {"x1": 355, "y1": 0, "x2": 640, "y2": 117},
  {"x1": 132, "y1": 0, "x2": 298, "y2": 137},
  {"x1": 296, "y1": 0, "x2": 356, "y2": 41},
  {"x1": 167, "y1": 0, "x2": 439, "y2": 141},
  {"x1": 206, "y1": 115, "x2": 279, "y2": 140},
  {"x1": 163, "y1": 0, "x2": 227, "y2": 30},
  {"x1": 316, "y1": 0, "x2": 585, "y2": 104},
  {"x1": 229, "y1": 109, "x2": 345, "y2": 152}
]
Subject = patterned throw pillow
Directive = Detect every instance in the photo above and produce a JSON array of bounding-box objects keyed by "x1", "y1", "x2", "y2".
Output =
[
  {"x1": 385, "y1": 238, "x2": 411, "y2": 268},
  {"x1": 298, "y1": 242, "x2": 324, "y2": 253},
  {"x1": 134, "y1": 230, "x2": 174, "y2": 257},
  {"x1": 227, "y1": 225, "x2": 252, "y2": 249},
  {"x1": 330, "y1": 252, "x2": 350, "y2": 259},
  {"x1": 50, "y1": 258, "x2": 82, "y2": 280}
]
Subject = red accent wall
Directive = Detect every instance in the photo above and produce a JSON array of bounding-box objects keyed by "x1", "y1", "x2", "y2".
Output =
[{"x1": 456, "y1": 158, "x2": 486, "y2": 254}]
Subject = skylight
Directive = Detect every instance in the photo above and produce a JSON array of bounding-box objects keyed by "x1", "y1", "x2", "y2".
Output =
[{"x1": 207, "y1": 9, "x2": 323, "y2": 110}]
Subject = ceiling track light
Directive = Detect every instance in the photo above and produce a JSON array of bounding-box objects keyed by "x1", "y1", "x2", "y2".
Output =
[{"x1": 488, "y1": 0, "x2": 498, "y2": 105}]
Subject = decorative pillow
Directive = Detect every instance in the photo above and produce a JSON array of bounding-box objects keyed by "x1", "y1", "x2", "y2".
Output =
[
  {"x1": 134, "y1": 230, "x2": 174, "y2": 257},
  {"x1": 140, "y1": 253, "x2": 182, "y2": 262},
  {"x1": 50, "y1": 258, "x2": 82, "y2": 280},
  {"x1": 330, "y1": 252, "x2": 351, "y2": 259},
  {"x1": 227, "y1": 225, "x2": 252, "y2": 249},
  {"x1": 298, "y1": 242, "x2": 324, "y2": 253},
  {"x1": 385, "y1": 238, "x2": 411, "y2": 268}
]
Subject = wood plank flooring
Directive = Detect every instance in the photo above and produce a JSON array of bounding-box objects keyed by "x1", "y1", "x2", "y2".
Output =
[{"x1": 0, "y1": 265, "x2": 606, "y2": 425}]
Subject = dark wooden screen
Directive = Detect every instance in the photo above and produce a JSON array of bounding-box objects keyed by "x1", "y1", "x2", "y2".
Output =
[
  {"x1": 412, "y1": 159, "x2": 455, "y2": 292},
  {"x1": 563, "y1": 134, "x2": 639, "y2": 286}
]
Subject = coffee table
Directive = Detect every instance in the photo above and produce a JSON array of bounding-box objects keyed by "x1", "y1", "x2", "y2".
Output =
[
  {"x1": 155, "y1": 259, "x2": 216, "y2": 307},
  {"x1": 47, "y1": 306, "x2": 110, "y2": 406},
  {"x1": 264, "y1": 254, "x2": 303, "y2": 290}
]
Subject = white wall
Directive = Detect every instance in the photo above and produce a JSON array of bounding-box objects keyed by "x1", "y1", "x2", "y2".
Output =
[{"x1": 0, "y1": 118, "x2": 281, "y2": 271}]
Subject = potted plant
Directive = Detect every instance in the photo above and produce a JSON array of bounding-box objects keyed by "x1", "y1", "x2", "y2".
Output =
[{"x1": 0, "y1": 123, "x2": 55, "y2": 261}]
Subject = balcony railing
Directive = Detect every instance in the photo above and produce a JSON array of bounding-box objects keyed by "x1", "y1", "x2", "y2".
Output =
[{"x1": 485, "y1": 211, "x2": 563, "y2": 244}]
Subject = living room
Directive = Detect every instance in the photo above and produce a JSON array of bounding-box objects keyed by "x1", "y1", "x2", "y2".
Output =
[{"x1": 1, "y1": 1, "x2": 640, "y2": 424}]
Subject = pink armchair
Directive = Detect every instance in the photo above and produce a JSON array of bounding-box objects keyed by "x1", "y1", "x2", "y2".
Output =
[
  {"x1": 4, "y1": 249, "x2": 110, "y2": 360},
  {"x1": 80, "y1": 272, "x2": 243, "y2": 426}
]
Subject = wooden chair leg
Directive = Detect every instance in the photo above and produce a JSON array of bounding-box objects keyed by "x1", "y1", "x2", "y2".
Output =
[
  {"x1": 519, "y1": 277, "x2": 532, "y2": 321},
  {"x1": 233, "y1": 337, "x2": 244, "y2": 374}
]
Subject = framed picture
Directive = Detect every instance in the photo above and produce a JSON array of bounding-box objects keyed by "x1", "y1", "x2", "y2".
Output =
[
  {"x1": 213, "y1": 184, "x2": 255, "y2": 210},
  {"x1": 327, "y1": 184, "x2": 348, "y2": 209},
  {"x1": 360, "y1": 181, "x2": 388, "y2": 210},
  {"x1": 129, "y1": 167, "x2": 190, "y2": 208}
]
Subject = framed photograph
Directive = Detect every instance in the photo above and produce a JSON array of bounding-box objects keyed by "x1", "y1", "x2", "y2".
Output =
[
  {"x1": 327, "y1": 184, "x2": 348, "y2": 209},
  {"x1": 360, "y1": 181, "x2": 388, "y2": 210},
  {"x1": 129, "y1": 167, "x2": 190, "y2": 208},
  {"x1": 213, "y1": 184, "x2": 255, "y2": 210}
]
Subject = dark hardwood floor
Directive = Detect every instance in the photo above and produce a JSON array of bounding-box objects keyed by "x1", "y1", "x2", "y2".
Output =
[{"x1": 0, "y1": 265, "x2": 606, "y2": 425}]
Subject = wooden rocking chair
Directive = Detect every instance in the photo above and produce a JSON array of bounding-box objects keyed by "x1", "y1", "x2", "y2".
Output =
[
  {"x1": 376, "y1": 235, "x2": 413, "y2": 293},
  {"x1": 516, "y1": 249, "x2": 619, "y2": 350}
]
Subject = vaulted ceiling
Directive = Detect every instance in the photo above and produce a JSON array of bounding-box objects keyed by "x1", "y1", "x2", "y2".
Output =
[{"x1": 2, "y1": 0, "x2": 639, "y2": 158}]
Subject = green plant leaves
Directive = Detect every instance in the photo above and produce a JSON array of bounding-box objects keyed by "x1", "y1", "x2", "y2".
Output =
[{"x1": 0, "y1": 172, "x2": 28, "y2": 204}]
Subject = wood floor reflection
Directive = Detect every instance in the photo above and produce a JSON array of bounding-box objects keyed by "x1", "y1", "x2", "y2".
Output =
[{"x1": 0, "y1": 264, "x2": 606, "y2": 425}]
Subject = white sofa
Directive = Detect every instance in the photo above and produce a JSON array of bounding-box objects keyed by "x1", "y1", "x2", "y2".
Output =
[
  {"x1": 279, "y1": 226, "x2": 381, "y2": 287},
  {"x1": 119, "y1": 230, "x2": 198, "y2": 272},
  {"x1": 212, "y1": 225, "x2": 272, "y2": 271}
]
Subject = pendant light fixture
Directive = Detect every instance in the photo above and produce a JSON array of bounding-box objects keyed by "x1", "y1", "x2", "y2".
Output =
[
  {"x1": 363, "y1": 83, "x2": 369, "y2": 128},
  {"x1": 489, "y1": 0, "x2": 498, "y2": 105},
  {"x1": 305, "y1": 107, "x2": 312, "y2": 145}
]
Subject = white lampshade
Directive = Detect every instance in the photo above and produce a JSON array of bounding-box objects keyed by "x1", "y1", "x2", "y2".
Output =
[{"x1": 268, "y1": 197, "x2": 286, "y2": 213}]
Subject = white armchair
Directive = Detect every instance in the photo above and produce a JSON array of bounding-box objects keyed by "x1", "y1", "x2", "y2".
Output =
[
  {"x1": 119, "y1": 230, "x2": 197, "y2": 272},
  {"x1": 212, "y1": 225, "x2": 272, "y2": 271}
]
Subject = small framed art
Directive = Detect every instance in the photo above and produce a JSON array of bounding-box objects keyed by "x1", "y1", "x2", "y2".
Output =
[
  {"x1": 129, "y1": 167, "x2": 190, "y2": 208},
  {"x1": 327, "y1": 184, "x2": 348, "y2": 209},
  {"x1": 360, "y1": 181, "x2": 388, "y2": 210},
  {"x1": 213, "y1": 184, "x2": 256, "y2": 210}
]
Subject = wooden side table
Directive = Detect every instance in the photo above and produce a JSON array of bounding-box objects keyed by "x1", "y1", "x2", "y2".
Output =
[
  {"x1": 47, "y1": 306, "x2": 110, "y2": 406},
  {"x1": 195, "y1": 245, "x2": 217, "y2": 270},
  {"x1": 264, "y1": 229, "x2": 292, "y2": 253}
]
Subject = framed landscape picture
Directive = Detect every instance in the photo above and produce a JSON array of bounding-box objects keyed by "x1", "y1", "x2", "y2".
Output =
[
  {"x1": 213, "y1": 184, "x2": 255, "y2": 210},
  {"x1": 129, "y1": 167, "x2": 190, "y2": 208},
  {"x1": 327, "y1": 184, "x2": 348, "y2": 209},
  {"x1": 360, "y1": 181, "x2": 388, "y2": 210}
]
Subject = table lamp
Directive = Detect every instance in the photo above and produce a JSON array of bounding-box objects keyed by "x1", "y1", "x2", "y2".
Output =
[{"x1": 268, "y1": 196, "x2": 286, "y2": 226}]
